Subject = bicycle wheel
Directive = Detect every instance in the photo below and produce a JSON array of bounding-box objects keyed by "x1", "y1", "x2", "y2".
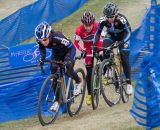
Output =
[
  {"x1": 121, "y1": 80, "x2": 129, "y2": 103},
  {"x1": 67, "y1": 68, "x2": 86, "y2": 117},
  {"x1": 38, "y1": 74, "x2": 61, "y2": 126},
  {"x1": 91, "y1": 65, "x2": 100, "y2": 110},
  {"x1": 99, "y1": 59, "x2": 122, "y2": 106}
]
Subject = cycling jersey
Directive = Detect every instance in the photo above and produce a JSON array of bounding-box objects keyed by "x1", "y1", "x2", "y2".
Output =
[
  {"x1": 37, "y1": 31, "x2": 76, "y2": 60},
  {"x1": 94, "y1": 13, "x2": 131, "y2": 46},
  {"x1": 36, "y1": 31, "x2": 80, "y2": 83},
  {"x1": 93, "y1": 13, "x2": 132, "y2": 85},
  {"x1": 74, "y1": 22, "x2": 103, "y2": 66}
]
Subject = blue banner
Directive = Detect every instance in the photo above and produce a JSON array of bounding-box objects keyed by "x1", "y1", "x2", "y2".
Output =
[
  {"x1": 130, "y1": 55, "x2": 160, "y2": 129},
  {"x1": 130, "y1": 0, "x2": 160, "y2": 78},
  {"x1": 9, "y1": 43, "x2": 51, "y2": 68},
  {"x1": 0, "y1": 0, "x2": 87, "y2": 48},
  {"x1": 130, "y1": 0, "x2": 160, "y2": 129}
]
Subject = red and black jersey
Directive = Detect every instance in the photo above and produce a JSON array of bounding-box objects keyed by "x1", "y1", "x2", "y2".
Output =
[
  {"x1": 74, "y1": 22, "x2": 101, "y2": 51},
  {"x1": 74, "y1": 22, "x2": 103, "y2": 66}
]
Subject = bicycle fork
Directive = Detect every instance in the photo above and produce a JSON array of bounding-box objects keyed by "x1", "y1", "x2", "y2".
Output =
[{"x1": 60, "y1": 75, "x2": 72, "y2": 103}]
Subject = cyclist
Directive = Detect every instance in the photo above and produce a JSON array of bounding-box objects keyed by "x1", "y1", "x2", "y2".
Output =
[
  {"x1": 35, "y1": 21, "x2": 82, "y2": 111},
  {"x1": 93, "y1": 2, "x2": 133, "y2": 95},
  {"x1": 74, "y1": 11, "x2": 103, "y2": 105}
]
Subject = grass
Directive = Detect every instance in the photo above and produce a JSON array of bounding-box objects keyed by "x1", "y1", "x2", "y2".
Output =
[{"x1": 22, "y1": 0, "x2": 148, "y2": 44}]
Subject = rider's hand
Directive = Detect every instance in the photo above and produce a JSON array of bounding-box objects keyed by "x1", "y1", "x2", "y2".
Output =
[
  {"x1": 39, "y1": 58, "x2": 45, "y2": 65},
  {"x1": 124, "y1": 43, "x2": 129, "y2": 48},
  {"x1": 119, "y1": 41, "x2": 124, "y2": 45},
  {"x1": 81, "y1": 50, "x2": 86, "y2": 58},
  {"x1": 114, "y1": 41, "x2": 124, "y2": 48}
]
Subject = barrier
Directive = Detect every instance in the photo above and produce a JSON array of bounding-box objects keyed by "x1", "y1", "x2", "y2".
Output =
[
  {"x1": 130, "y1": 0, "x2": 160, "y2": 129},
  {"x1": 0, "y1": 0, "x2": 87, "y2": 48},
  {"x1": 0, "y1": 0, "x2": 87, "y2": 122}
]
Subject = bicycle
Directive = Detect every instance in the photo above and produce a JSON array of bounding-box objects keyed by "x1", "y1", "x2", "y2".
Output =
[
  {"x1": 98, "y1": 42, "x2": 129, "y2": 107},
  {"x1": 115, "y1": 47, "x2": 129, "y2": 103},
  {"x1": 91, "y1": 51, "x2": 102, "y2": 110},
  {"x1": 37, "y1": 56, "x2": 86, "y2": 126}
]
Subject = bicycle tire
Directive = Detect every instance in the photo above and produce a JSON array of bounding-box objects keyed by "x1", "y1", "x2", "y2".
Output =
[
  {"x1": 67, "y1": 68, "x2": 86, "y2": 117},
  {"x1": 99, "y1": 59, "x2": 122, "y2": 106},
  {"x1": 121, "y1": 81, "x2": 129, "y2": 103},
  {"x1": 91, "y1": 65, "x2": 100, "y2": 110},
  {"x1": 38, "y1": 74, "x2": 61, "y2": 126}
]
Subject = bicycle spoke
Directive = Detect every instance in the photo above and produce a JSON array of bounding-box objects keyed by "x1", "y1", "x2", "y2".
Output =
[
  {"x1": 99, "y1": 59, "x2": 121, "y2": 106},
  {"x1": 67, "y1": 68, "x2": 86, "y2": 116},
  {"x1": 91, "y1": 65, "x2": 100, "y2": 110},
  {"x1": 38, "y1": 75, "x2": 61, "y2": 126}
]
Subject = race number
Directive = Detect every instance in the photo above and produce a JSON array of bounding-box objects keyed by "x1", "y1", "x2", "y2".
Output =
[
  {"x1": 61, "y1": 38, "x2": 70, "y2": 46},
  {"x1": 119, "y1": 16, "x2": 127, "y2": 24}
]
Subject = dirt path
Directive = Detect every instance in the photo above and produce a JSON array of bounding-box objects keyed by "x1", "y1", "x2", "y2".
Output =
[{"x1": 27, "y1": 97, "x2": 137, "y2": 130}]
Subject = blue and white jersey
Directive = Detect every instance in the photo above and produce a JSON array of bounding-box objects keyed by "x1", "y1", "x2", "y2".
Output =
[{"x1": 37, "y1": 31, "x2": 76, "y2": 59}]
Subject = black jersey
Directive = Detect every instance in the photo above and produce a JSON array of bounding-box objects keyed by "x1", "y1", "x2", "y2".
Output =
[
  {"x1": 36, "y1": 31, "x2": 76, "y2": 59},
  {"x1": 94, "y1": 13, "x2": 131, "y2": 45}
]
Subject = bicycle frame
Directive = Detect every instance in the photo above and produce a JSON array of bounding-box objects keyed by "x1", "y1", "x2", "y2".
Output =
[
  {"x1": 40, "y1": 56, "x2": 82, "y2": 104},
  {"x1": 41, "y1": 60, "x2": 72, "y2": 104},
  {"x1": 59, "y1": 69, "x2": 73, "y2": 103},
  {"x1": 114, "y1": 47, "x2": 122, "y2": 76}
]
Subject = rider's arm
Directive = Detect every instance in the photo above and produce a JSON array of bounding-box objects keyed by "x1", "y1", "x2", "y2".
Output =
[
  {"x1": 93, "y1": 17, "x2": 105, "y2": 46},
  {"x1": 118, "y1": 15, "x2": 132, "y2": 43},
  {"x1": 74, "y1": 40, "x2": 83, "y2": 51},
  {"x1": 74, "y1": 26, "x2": 83, "y2": 51},
  {"x1": 122, "y1": 23, "x2": 131, "y2": 43},
  {"x1": 54, "y1": 32, "x2": 74, "y2": 49},
  {"x1": 38, "y1": 42, "x2": 46, "y2": 60},
  {"x1": 74, "y1": 29, "x2": 83, "y2": 51}
]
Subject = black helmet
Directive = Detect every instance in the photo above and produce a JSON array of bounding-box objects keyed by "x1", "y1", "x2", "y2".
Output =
[
  {"x1": 81, "y1": 11, "x2": 95, "y2": 25},
  {"x1": 103, "y1": 2, "x2": 118, "y2": 18}
]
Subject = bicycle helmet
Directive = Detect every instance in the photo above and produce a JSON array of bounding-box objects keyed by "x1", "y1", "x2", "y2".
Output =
[
  {"x1": 103, "y1": 2, "x2": 118, "y2": 18},
  {"x1": 81, "y1": 11, "x2": 95, "y2": 26},
  {"x1": 35, "y1": 21, "x2": 51, "y2": 40}
]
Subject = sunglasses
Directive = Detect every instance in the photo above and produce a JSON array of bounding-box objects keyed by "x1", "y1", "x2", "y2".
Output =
[
  {"x1": 84, "y1": 23, "x2": 93, "y2": 27},
  {"x1": 107, "y1": 16, "x2": 115, "y2": 18},
  {"x1": 42, "y1": 38, "x2": 48, "y2": 42}
]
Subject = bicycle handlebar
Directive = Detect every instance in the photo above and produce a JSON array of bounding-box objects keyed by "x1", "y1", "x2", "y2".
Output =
[
  {"x1": 39, "y1": 55, "x2": 83, "y2": 74},
  {"x1": 95, "y1": 41, "x2": 122, "y2": 52},
  {"x1": 39, "y1": 59, "x2": 64, "y2": 75},
  {"x1": 43, "y1": 59, "x2": 64, "y2": 65}
]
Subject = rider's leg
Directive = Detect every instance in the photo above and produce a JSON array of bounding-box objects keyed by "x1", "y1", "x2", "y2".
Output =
[
  {"x1": 119, "y1": 42, "x2": 133, "y2": 95},
  {"x1": 50, "y1": 61, "x2": 60, "y2": 111},
  {"x1": 85, "y1": 49, "x2": 93, "y2": 96},
  {"x1": 85, "y1": 66, "x2": 92, "y2": 105},
  {"x1": 65, "y1": 48, "x2": 82, "y2": 96},
  {"x1": 86, "y1": 66, "x2": 92, "y2": 95},
  {"x1": 65, "y1": 48, "x2": 80, "y2": 83},
  {"x1": 119, "y1": 42, "x2": 131, "y2": 84},
  {"x1": 102, "y1": 38, "x2": 114, "y2": 76}
]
